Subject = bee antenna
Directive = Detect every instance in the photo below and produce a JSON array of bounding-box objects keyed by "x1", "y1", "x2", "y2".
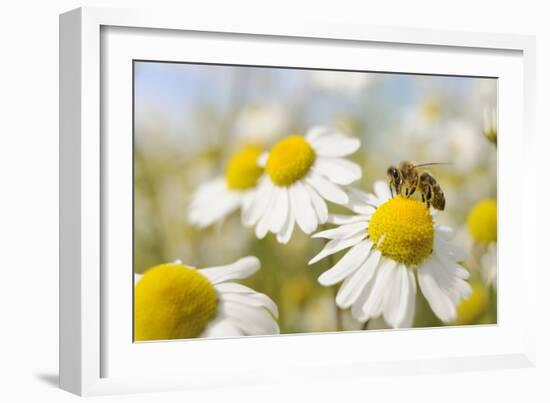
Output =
[{"x1": 413, "y1": 162, "x2": 454, "y2": 168}]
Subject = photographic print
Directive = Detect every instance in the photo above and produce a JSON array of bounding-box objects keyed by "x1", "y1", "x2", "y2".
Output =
[{"x1": 133, "y1": 61, "x2": 497, "y2": 342}]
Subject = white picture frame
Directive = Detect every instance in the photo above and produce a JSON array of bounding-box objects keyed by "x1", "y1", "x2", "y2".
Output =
[{"x1": 59, "y1": 6, "x2": 537, "y2": 396}]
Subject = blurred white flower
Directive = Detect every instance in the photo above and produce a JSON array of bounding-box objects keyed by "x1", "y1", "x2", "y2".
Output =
[
  {"x1": 134, "y1": 256, "x2": 279, "y2": 340},
  {"x1": 483, "y1": 106, "x2": 497, "y2": 146},
  {"x1": 189, "y1": 145, "x2": 263, "y2": 228},
  {"x1": 310, "y1": 71, "x2": 372, "y2": 95},
  {"x1": 466, "y1": 198, "x2": 497, "y2": 287},
  {"x1": 480, "y1": 243, "x2": 497, "y2": 287},
  {"x1": 310, "y1": 181, "x2": 471, "y2": 327},
  {"x1": 429, "y1": 120, "x2": 489, "y2": 174},
  {"x1": 233, "y1": 104, "x2": 289, "y2": 145},
  {"x1": 472, "y1": 79, "x2": 498, "y2": 107},
  {"x1": 245, "y1": 126, "x2": 361, "y2": 243}
]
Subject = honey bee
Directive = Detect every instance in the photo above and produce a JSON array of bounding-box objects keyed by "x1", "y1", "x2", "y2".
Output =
[{"x1": 386, "y1": 161, "x2": 450, "y2": 210}]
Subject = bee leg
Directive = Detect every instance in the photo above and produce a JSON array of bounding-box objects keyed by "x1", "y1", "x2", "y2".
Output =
[
  {"x1": 425, "y1": 187, "x2": 432, "y2": 208},
  {"x1": 390, "y1": 184, "x2": 394, "y2": 198},
  {"x1": 408, "y1": 186, "x2": 416, "y2": 197},
  {"x1": 421, "y1": 194, "x2": 425, "y2": 203}
]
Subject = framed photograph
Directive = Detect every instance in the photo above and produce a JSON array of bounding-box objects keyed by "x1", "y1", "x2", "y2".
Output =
[{"x1": 60, "y1": 7, "x2": 537, "y2": 396}]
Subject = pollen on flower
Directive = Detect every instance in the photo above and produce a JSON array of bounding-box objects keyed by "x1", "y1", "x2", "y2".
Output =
[
  {"x1": 467, "y1": 199, "x2": 497, "y2": 243},
  {"x1": 225, "y1": 145, "x2": 264, "y2": 190},
  {"x1": 368, "y1": 196, "x2": 434, "y2": 266},
  {"x1": 266, "y1": 135, "x2": 316, "y2": 186},
  {"x1": 134, "y1": 263, "x2": 218, "y2": 341}
]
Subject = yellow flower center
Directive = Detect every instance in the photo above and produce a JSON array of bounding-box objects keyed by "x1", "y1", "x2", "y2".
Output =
[
  {"x1": 368, "y1": 196, "x2": 434, "y2": 266},
  {"x1": 266, "y1": 135, "x2": 316, "y2": 186},
  {"x1": 225, "y1": 145, "x2": 264, "y2": 190},
  {"x1": 467, "y1": 199, "x2": 497, "y2": 243},
  {"x1": 453, "y1": 282, "x2": 489, "y2": 325},
  {"x1": 134, "y1": 263, "x2": 218, "y2": 341}
]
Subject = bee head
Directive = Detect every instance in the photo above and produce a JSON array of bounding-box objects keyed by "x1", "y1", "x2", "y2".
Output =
[{"x1": 387, "y1": 166, "x2": 400, "y2": 182}]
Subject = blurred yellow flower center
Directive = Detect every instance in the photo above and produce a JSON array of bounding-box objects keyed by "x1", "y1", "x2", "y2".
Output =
[
  {"x1": 134, "y1": 263, "x2": 218, "y2": 341},
  {"x1": 421, "y1": 98, "x2": 442, "y2": 122},
  {"x1": 225, "y1": 145, "x2": 264, "y2": 190},
  {"x1": 467, "y1": 199, "x2": 497, "y2": 243},
  {"x1": 453, "y1": 282, "x2": 489, "y2": 326},
  {"x1": 266, "y1": 135, "x2": 316, "y2": 186},
  {"x1": 368, "y1": 196, "x2": 434, "y2": 266}
]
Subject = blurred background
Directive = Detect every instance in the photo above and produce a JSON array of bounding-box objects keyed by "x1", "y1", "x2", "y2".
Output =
[{"x1": 134, "y1": 61, "x2": 497, "y2": 332}]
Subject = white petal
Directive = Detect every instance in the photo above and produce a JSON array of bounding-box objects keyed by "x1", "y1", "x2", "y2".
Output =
[
  {"x1": 317, "y1": 240, "x2": 373, "y2": 286},
  {"x1": 289, "y1": 181, "x2": 318, "y2": 234},
  {"x1": 308, "y1": 232, "x2": 366, "y2": 265},
  {"x1": 221, "y1": 301, "x2": 279, "y2": 335},
  {"x1": 219, "y1": 291, "x2": 278, "y2": 318},
  {"x1": 134, "y1": 273, "x2": 142, "y2": 284},
  {"x1": 304, "y1": 182, "x2": 328, "y2": 224},
  {"x1": 400, "y1": 269, "x2": 417, "y2": 328},
  {"x1": 336, "y1": 249, "x2": 380, "y2": 308},
  {"x1": 310, "y1": 133, "x2": 361, "y2": 158},
  {"x1": 189, "y1": 179, "x2": 242, "y2": 228},
  {"x1": 312, "y1": 158, "x2": 362, "y2": 185},
  {"x1": 305, "y1": 125, "x2": 342, "y2": 144},
  {"x1": 435, "y1": 227, "x2": 467, "y2": 262},
  {"x1": 257, "y1": 152, "x2": 269, "y2": 167},
  {"x1": 201, "y1": 315, "x2": 243, "y2": 338},
  {"x1": 268, "y1": 187, "x2": 289, "y2": 234},
  {"x1": 306, "y1": 172, "x2": 349, "y2": 205},
  {"x1": 240, "y1": 191, "x2": 255, "y2": 225},
  {"x1": 361, "y1": 257, "x2": 397, "y2": 320},
  {"x1": 383, "y1": 264, "x2": 411, "y2": 328},
  {"x1": 435, "y1": 248, "x2": 470, "y2": 280},
  {"x1": 328, "y1": 214, "x2": 369, "y2": 225},
  {"x1": 436, "y1": 225, "x2": 454, "y2": 241},
  {"x1": 189, "y1": 178, "x2": 226, "y2": 206},
  {"x1": 373, "y1": 180, "x2": 392, "y2": 202},
  {"x1": 255, "y1": 190, "x2": 277, "y2": 239},
  {"x1": 243, "y1": 178, "x2": 274, "y2": 226},
  {"x1": 429, "y1": 251, "x2": 471, "y2": 304},
  {"x1": 418, "y1": 257, "x2": 459, "y2": 323},
  {"x1": 276, "y1": 195, "x2": 295, "y2": 244},
  {"x1": 315, "y1": 138, "x2": 361, "y2": 157},
  {"x1": 214, "y1": 282, "x2": 258, "y2": 294},
  {"x1": 351, "y1": 249, "x2": 382, "y2": 322},
  {"x1": 346, "y1": 187, "x2": 379, "y2": 214},
  {"x1": 199, "y1": 256, "x2": 260, "y2": 285},
  {"x1": 312, "y1": 221, "x2": 368, "y2": 240}
]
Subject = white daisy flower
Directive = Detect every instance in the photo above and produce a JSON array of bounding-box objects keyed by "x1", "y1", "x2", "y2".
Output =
[
  {"x1": 189, "y1": 145, "x2": 263, "y2": 228},
  {"x1": 134, "y1": 256, "x2": 279, "y2": 341},
  {"x1": 245, "y1": 126, "x2": 361, "y2": 243},
  {"x1": 466, "y1": 198, "x2": 497, "y2": 287},
  {"x1": 309, "y1": 181, "x2": 472, "y2": 328}
]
